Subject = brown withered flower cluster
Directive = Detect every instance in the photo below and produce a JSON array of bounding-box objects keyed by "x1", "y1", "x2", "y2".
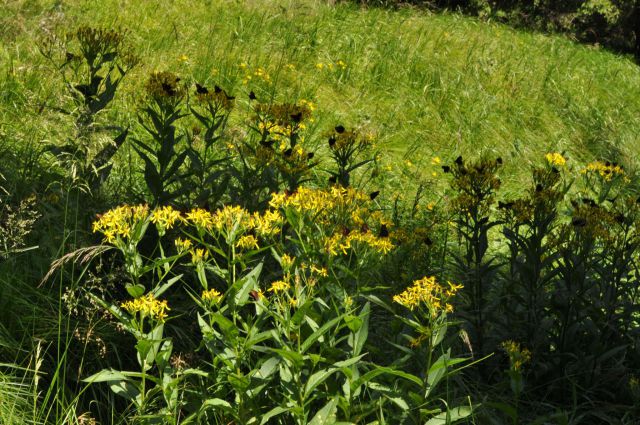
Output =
[
  {"x1": 145, "y1": 71, "x2": 185, "y2": 101},
  {"x1": 444, "y1": 156, "x2": 502, "y2": 216},
  {"x1": 255, "y1": 102, "x2": 312, "y2": 127},
  {"x1": 193, "y1": 82, "x2": 235, "y2": 111},
  {"x1": 498, "y1": 166, "x2": 564, "y2": 225}
]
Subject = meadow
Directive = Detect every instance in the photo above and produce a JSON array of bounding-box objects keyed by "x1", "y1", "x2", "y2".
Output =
[{"x1": 1, "y1": 0, "x2": 640, "y2": 423}]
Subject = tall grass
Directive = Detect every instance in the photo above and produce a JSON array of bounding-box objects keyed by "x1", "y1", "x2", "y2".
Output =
[
  {"x1": 1, "y1": 0, "x2": 640, "y2": 423},
  {"x1": 2, "y1": 0, "x2": 640, "y2": 191}
]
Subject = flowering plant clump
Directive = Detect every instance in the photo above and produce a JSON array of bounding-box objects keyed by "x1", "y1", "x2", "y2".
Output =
[
  {"x1": 92, "y1": 204, "x2": 149, "y2": 243},
  {"x1": 394, "y1": 276, "x2": 462, "y2": 316},
  {"x1": 501, "y1": 340, "x2": 532, "y2": 372},
  {"x1": 582, "y1": 160, "x2": 626, "y2": 181},
  {"x1": 121, "y1": 293, "x2": 170, "y2": 322},
  {"x1": 545, "y1": 152, "x2": 566, "y2": 167}
]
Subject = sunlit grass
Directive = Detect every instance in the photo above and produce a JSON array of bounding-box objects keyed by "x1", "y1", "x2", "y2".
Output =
[{"x1": 2, "y1": 0, "x2": 640, "y2": 194}]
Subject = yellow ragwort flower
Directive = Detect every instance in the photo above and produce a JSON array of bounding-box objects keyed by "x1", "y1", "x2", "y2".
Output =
[
  {"x1": 151, "y1": 206, "x2": 183, "y2": 234},
  {"x1": 202, "y1": 288, "x2": 222, "y2": 304},
  {"x1": 545, "y1": 152, "x2": 566, "y2": 167},
  {"x1": 268, "y1": 280, "x2": 290, "y2": 293},
  {"x1": 583, "y1": 160, "x2": 625, "y2": 182},
  {"x1": 186, "y1": 208, "x2": 214, "y2": 230},
  {"x1": 501, "y1": 340, "x2": 532, "y2": 371},
  {"x1": 191, "y1": 248, "x2": 209, "y2": 263},
  {"x1": 121, "y1": 293, "x2": 170, "y2": 322},
  {"x1": 92, "y1": 205, "x2": 150, "y2": 243},
  {"x1": 236, "y1": 235, "x2": 259, "y2": 250},
  {"x1": 393, "y1": 276, "x2": 459, "y2": 317},
  {"x1": 174, "y1": 237, "x2": 193, "y2": 253}
]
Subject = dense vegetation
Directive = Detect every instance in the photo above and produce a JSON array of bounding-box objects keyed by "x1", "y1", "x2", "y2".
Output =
[
  {"x1": 360, "y1": 0, "x2": 640, "y2": 61},
  {"x1": 1, "y1": 0, "x2": 640, "y2": 424}
]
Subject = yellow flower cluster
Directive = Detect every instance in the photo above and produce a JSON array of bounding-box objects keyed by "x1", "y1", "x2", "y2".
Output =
[
  {"x1": 315, "y1": 60, "x2": 347, "y2": 71},
  {"x1": 174, "y1": 237, "x2": 193, "y2": 253},
  {"x1": 501, "y1": 340, "x2": 532, "y2": 371},
  {"x1": 121, "y1": 293, "x2": 170, "y2": 322},
  {"x1": 242, "y1": 65, "x2": 271, "y2": 85},
  {"x1": 582, "y1": 160, "x2": 626, "y2": 181},
  {"x1": 545, "y1": 152, "x2": 566, "y2": 167},
  {"x1": 151, "y1": 206, "x2": 184, "y2": 234},
  {"x1": 236, "y1": 235, "x2": 259, "y2": 250},
  {"x1": 202, "y1": 288, "x2": 222, "y2": 304},
  {"x1": 258, "y1": 120, "x2": 295, "y2": 144},
  {"x1": 92, "y1": 205, "x2": 149, "y2": 243},
  {"x1": 270, "y1": 187, "x2": 369, "y2": 216},
  {"x1": 269, "y1": 280, "x2": 290, "y2": 293},
  {"x1": 280, "y1": 254, "x2": 295, "y2": 271},
  {"x1": 323, "y1": 231, "x2": 394, "y2": 256},
  {"x1": 309, "y1": 264, "x2": 328, "y2": 277},
  {"x1": 252, "y1": 210, "x2": 283, "y2": 237},
  {"x1": 393, "y1": 277, "x2": 462, "y2": 316},
  {"x1": 298, "y1": 99, "x2": 316, "y2": 112},
  {"x1": 186, "y1": 206, "x2": 282, "y2": 238},
  {"x1": 191, "y1": 248, "x2": 208, "y2": 263}
]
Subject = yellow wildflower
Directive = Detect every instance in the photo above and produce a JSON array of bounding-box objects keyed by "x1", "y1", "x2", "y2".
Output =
[
  {"x1": 121, "y1": 293, "x2": 170, "y2": 322},
  {"x1": 582, "y1": 160, "x2": 625, "y2": 181},
  {"x1": 174, "y1": 237, "x2": 193, "y2": 253},
  {"x1": 202, "y1": 288, "x2": 222, "y2": 304},
  {"x1": 252, "y1": 210, "x2": 282, "y2": 237},
  {"x1": 269, "y1": 280, "x2": 290, "y2": 293},
  {"x1": 393, "y1": 276, "x2": 458, "y2": 317},
  {"x1": 191, "y1": 248, "x2": 208, "y2": 263},
  {"x1": 92, "y1": 204, "x2": 149, "y2": 243},
  {"x1": 501, "y1": 340, "x2": 532, "y2": 371},
  {"x1": 280, "y1": 254, "x2": 295, "y2": 270},
  {"x1": 545, "y1": 152, "x2": 566, "y2": 167},
  {"x1": 310, "y1": 264, "x2": 328, "y2": 277},
  {"x1": 186, "y1": 208, "x2": 214, "y2": 230},
  {"x1": 236, "y1": 235, "x2": 259, "y2": 250},
  {"x1": 151, "y1": 206, "x2": 183, "y2": 234}
]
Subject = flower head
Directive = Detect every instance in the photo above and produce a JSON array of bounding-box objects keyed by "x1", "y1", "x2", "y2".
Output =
[
  {"x1": 92, "y1": 204, "x2": 149, "y2": 243},
  {"x1": 202, "y1": 288, "x2": 222, "y2": 304},
  {"x1": 121, "y1": 293, "x2": 170, "y2": 322},
  {"x1": 393, "y1": 276, "x2": 460, "y2": 317},
  {"x1": 545, "y1": 152, "x2": 566, "y2": 167},
  {"x1": 268, "y1": 280, "x2": 290, "y2": 293}
]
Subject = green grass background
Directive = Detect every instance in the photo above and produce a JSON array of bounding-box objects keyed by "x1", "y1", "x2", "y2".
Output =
[{"x1": 3, "y1": 0, "x2": 640, "y2": 187}]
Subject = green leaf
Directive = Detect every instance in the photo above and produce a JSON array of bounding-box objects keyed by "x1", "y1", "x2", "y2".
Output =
[
  {"x1": 424, "y1": 406, "x2": 474, "y2": 425},
  {"x1": 301, "y1": 314, "x2": 344, "y2": 353},
  {"x1": 344, "y1": 315, "x2": 363, "y2": 333},
  {"x1": 228, "y1": 263, "x2": 262, "y2": 308},
  {"x1": 334, "y1": 354, "x2": 366, "y2": 368},
  {"x1": 228, "y1": 372, "x2": 250, "y2": 392},
  {"x1": 260, "y1": 406, "x2": 290, "y2": 425},
  {"x1": 83, "y1": 368, "x2": 129, "y2": 383},
  {"x1": 200, "y1": 398, "x2": 233, "y2": 415},
  {"x1": 256, "y1": 356, "x2": 280, "y2": 380},
  {"x1": 308, "y1": 398, "x2": 338, "y2": 425},
  {"x1": 270, "y1": 348, "x2": 304, "y2": 368},
  {"x1": 305, "y1": 368, "x2": 339, "y2": 398},
  {"x1": 351, "y1": 367, "x2": 422, "y2": 393},
  {"x1": 152, "y1": 274, "x2": 183, "y2": 298},
  {"x1": 109, "y1": 380, "x2": 140, "y2": 402},
  {"x1": 210, "y1": 312, "x2": 239, "y2": 339},
  {"x1": 352, "y1": 302, "x2": 370, "y2": 356},
  {"x1": 125, "y1": 283, "x2": 145, "y2": 298}
]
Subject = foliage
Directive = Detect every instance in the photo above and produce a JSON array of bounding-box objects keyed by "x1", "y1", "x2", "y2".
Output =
[{"x1": 2, "y1": 3, "x2": 640, "y2": 425}]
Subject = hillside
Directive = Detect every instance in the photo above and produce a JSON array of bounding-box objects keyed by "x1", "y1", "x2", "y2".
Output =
[{"x1": 2, "y1": 0, "x2": 640, "y2": 190}]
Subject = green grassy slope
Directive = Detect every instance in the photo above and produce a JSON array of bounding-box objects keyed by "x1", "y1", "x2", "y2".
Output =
[{"x1": 2, "y1": 0, "x2": 640, "y2": 189}]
